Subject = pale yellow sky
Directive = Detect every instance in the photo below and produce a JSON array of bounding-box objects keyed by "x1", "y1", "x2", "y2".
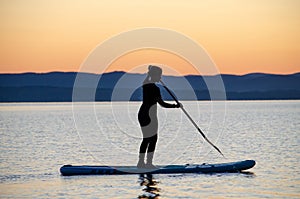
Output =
[{"x1": 0, "y1": 0, "x2": 299, "y2": 75}]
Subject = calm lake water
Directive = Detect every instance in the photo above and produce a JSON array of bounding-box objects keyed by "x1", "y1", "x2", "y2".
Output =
[{"x1": 0, "y1": 101, "x2": 299, "y2": 198}]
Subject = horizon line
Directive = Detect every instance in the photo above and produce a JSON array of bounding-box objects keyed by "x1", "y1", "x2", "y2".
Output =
[{"x1": 0, "y1": 70, "x2": 299, "y2": 77}]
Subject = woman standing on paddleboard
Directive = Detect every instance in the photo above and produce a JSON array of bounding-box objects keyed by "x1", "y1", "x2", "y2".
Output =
[{"x1": 137, "y1": 65, "x2": 181, "y2": 168}]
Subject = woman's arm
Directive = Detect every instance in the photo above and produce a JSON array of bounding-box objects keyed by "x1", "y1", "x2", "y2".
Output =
[
  {"x1": 157, "y1": 98, "x2": 180, "y2": 108},
  {"x1": 156, "y1": 87, "x2": 180, "y2": 108}
]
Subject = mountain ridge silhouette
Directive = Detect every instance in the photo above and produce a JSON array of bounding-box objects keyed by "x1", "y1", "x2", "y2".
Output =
[{"x1": 0, "y1": 71, "x2": 299, "y2": 102}]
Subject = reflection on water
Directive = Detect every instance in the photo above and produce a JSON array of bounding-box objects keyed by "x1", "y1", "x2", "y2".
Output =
[
  {"x1": 138, "y1": 174, "x2": 160, "y2": 199},
  {"x1": 239, "y1": 171, "x2": 256, "y2": 177},
  {"x1": 0, "y1": 101, "x2": 299, "y2": 198}
]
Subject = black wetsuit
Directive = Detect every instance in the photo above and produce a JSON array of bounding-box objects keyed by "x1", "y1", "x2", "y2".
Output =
[{"x1": 138, "y1": 83, "x2": 176, "y2": 154}]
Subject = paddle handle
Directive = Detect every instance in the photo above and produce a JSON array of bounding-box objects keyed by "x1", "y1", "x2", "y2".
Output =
[{"x1": 160, "y1": 80, "x2": 225, "y2": 158}]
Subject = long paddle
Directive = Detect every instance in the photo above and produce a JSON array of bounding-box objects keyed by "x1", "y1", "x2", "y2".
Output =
[{"x1": 160, "y1": 80, "x2": 225, "y2": 157}]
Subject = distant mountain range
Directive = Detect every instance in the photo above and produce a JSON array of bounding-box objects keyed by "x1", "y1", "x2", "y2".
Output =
[{"x1": 0, "y1": 71, "x2": 300, "y2": 102}]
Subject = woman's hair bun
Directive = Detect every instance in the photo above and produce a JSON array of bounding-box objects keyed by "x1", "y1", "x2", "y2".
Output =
[
  {"x1": 147, "y1": 65, "x2": 162, "y2": 76},
  {"x1": 148, "y1": 65, "x2": 153, "y2": 71}
]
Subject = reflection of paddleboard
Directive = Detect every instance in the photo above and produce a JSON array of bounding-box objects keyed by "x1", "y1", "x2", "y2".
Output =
[{"x1": 60, "y1": 160, "x2": 255, "y2": 176}]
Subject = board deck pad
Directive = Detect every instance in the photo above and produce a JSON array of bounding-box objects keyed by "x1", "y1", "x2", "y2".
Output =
[{"x1": 60, "y1": 160, "x2": 255, "y2": 176}]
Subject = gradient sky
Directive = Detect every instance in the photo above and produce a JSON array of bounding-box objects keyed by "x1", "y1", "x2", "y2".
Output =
[{"x1": 1, "y1": 0, "x2": 299, "y2": 75}]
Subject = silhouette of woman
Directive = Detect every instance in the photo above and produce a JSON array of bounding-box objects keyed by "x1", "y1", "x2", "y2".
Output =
[{"x1": 137, "y1": 65, "x2": 180, "y2": 168}]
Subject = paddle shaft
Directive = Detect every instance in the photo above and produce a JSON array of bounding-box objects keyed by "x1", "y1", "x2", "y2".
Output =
[{"x1": 160, "y1": 80, "x2": 225, "y2": 157}]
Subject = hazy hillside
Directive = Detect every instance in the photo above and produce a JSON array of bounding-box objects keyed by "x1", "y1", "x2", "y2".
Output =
[{"x1": 0, "y1": 71, "x2": 299, "y2": 102}]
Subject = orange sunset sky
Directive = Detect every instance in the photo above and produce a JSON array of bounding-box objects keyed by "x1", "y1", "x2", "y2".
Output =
[{"x1": 0, "y1": 0, "x2": 299, "y2": 75}]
